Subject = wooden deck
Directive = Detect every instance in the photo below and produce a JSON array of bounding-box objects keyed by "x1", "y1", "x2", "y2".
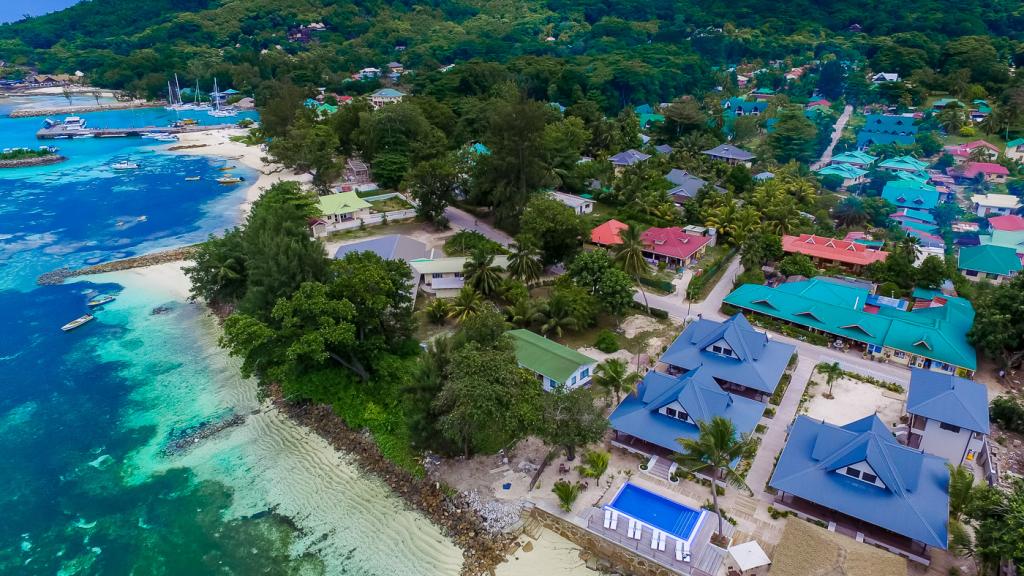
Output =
[{"x1": 583, "y1": 506, "x2": 733, "y2": 576}]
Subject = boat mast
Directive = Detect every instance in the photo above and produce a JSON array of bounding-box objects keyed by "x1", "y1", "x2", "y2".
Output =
[
  {"x1": 213, "y1": 77, "x2": 220, "y2": 111},
  {"x1": 174, "y1": 73, "x2": 182, "y2": 105}
]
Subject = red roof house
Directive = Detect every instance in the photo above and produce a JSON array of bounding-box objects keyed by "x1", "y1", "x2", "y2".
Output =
[
  {"x1": 640, "y1": 226, "x2": 713, "y2": 265},
  {"x1": 590, "y1": 219, "x2": 628, "y2": 246},
  {"x1": 956, "y1": 162, "x2": 1010, "y2": 182},
  {"x1": 989, "y1": 215, "x2": 1024, "y2": 232},
  {"x1": 782, "y1": 234, "x2": 889, "y2": 270},
  {"x1": 943, "y1": 140, "x2": 999, "y2": 161}
]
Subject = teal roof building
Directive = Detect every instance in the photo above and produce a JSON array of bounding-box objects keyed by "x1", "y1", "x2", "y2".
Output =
[
  {"x1": 882, "y1": 180, "x2": 940, "y2": 211},
  {"x1": 957, "y1": 245, "x2": 1022, "y2": 281}
]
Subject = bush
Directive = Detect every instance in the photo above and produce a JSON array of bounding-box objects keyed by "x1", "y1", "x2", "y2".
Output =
[
  {"x1": 733, "y1": 268, "x2": 765, "y2": 289},
  {"x1": 594, "y1": 329, "x2": 621, "y2": 353},
  {"x1": 764, "y1": 406, "x2": 776, "y2": 419},
  {"x1": 631, "y1": 301, "x2": 669, "y2": 318},
  {"x1": 767, "y1": 506, "x2": 791, "y2": 520},
  {"x1": 991, "y1": 396, "x2": 1024, "y2": 433},
  {"x1": 444, "y1": 230, "x2": 505, "y2": 256},
  {"x1": 770, "y1": 373, "x2": 792, "y2": 406},
  {"x1": 686, "y1": 248, "x2": 737, "y2": 301},
  {"x1": 639, "y1": 276, "x2": 674, "y2": 292}
]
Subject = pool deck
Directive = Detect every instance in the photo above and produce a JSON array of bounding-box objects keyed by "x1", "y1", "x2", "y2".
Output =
[{"x1": 583, "y1": 505, "x2": 733, "y2": 576}]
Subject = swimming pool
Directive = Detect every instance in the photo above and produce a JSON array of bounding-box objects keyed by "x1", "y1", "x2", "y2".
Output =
[{"x1": 608, "y1": 483, "x2": 705, "y2": 541}]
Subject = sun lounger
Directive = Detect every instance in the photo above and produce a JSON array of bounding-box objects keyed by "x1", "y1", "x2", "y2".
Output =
[
  {"x1": 658, "y1": 531, "x2": 666, "y2": 551},
  {"x1": 603, "y1": 509, "x2": 611, "y2": 529},
  {"x1": 633, "y1": 523, "x2": 642, "y2": 540},
  {"x1": 610, "y1": 511, "x2": 619, "y2": 530},
  {"x1": 675, "y1": 540, "x2": 683, "y2": 561},
  {"x1": 627, "y1": 519, "x2": 635, "y2": 539},
  {"x1": 683, "y1": 540, "x2": 691, "y2": 562},
  {"x1": 651, "y1": 530, "x2": 659, "y2": 549}
]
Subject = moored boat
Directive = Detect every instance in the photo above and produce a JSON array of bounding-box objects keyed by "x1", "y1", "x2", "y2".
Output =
[
  {"x1": 185, "y1": 176, "x2": 200, "y2": 181},
  {"x1": 87, "y1": 295, "x2": 115, "y2": 307},
  {"x1": 112, "y1": 161, "x2": 140, "y2": 170},
  {"x1": 61, "y1": 314, "x2": 94, "y2": 332},
  {"x1": 216, "y1": 176, "x2": 244, "y2": 184}
]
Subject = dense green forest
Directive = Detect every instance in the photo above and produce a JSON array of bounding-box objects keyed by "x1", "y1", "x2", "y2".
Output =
[{"x1": 1, "y1": 0, "x2": 1022, "y2": 108}]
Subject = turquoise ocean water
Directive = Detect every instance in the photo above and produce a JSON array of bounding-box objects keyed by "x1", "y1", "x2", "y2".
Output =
[{"x1": 0, "y1": 97, "x2": 462, "y2": 575}]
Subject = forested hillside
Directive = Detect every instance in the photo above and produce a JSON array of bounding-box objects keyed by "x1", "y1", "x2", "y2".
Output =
[{"x1": 1, "y1": 0, "x2": 1022, "y2": 107}]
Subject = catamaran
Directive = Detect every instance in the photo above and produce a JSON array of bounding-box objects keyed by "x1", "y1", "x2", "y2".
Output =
[{"x1": 61, "y1": 314, "x2": 94, "y2": 332}]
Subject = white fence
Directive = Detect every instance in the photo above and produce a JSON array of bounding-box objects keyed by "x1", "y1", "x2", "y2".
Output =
[{"x1": 316, "y1": 209, "x2": 417, "y2": 236}]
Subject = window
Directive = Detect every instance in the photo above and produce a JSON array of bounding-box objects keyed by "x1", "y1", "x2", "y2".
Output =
[
  {"x1": 570, "y1": 375, "x2": 577, "y2": 385},
  {"x1": 894, "y1": 351, "x2": 906, "y2": 359},
  {"x1": 666, "y1": 407, "x2": 678, "y2": 418},
  {"x1": 861, "y1": 472, "x2": 878, "y2": 484},
  {"x1": 712, "y1": 345, "x2": 723, "y2": 354},
  {"x1": 432, "y1": 273, "x2": 443, "y2": 279},
  {"x1": 845, "y1": 467, "x2": 861, "y2": 479},
  {"x1": 965, "y1": 269, "x2": 979, "y2": 277},
  {"x1": 454, "y1": 272, "x2": 464, "y2": 278},
  {"x1": 939, "y1": 422, "x2": 962, "y2": 433},
  {"x1": 580, "y1": 368, "x2": 589, "y2": 379}
]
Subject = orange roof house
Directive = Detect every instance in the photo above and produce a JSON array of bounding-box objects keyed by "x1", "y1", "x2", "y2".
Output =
[
  {"x1": 591, "y1": 219, "x2": 628, "y2": 246},
  {"x1": 782, "y1": 234, "x2": 889, "y2": 270}
]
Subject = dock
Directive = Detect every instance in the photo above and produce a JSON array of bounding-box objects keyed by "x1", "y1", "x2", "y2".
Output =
[{"x1": 36, "y1": 123, "x2": 237, "y2": 140}]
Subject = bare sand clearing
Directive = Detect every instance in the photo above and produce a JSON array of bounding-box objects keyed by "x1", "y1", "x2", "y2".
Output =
[
  {"x1": 803, "y1": 375, "x2": 905, "y2": 427},
  {"x1": 497, "y1": 529, "x2": 594, "y2": 576},
  {"x1": 770, "y1": 518, "x2": 907, "y2": 576}
]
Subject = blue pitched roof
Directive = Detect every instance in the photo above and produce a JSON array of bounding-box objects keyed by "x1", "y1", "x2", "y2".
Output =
[
  {"x1": 882, "y1": 181, "x2": 940, "y2": 210},
  {"x1": 770, "y1": 415, "x2": 950, "y2": 549},
  {"x1": 724, "y1": 97, "x2": 768, "y2": 116},
  {"x1": 907, "y1": 369, "x2": 989, "y2": 434},
  {"x1": 660, "y1": 314, "x2": 795, "y2": 395},
  {"x1": 857, "y1": 114, "x2": 919, "y2": 148},
  {"x1": 332, "y1": 234, "x2": 430, "y2": 261},
  {"x1": 610, "y1": 149, "x2": 651, "y2": 166},
  {"x1": 609, "y1": 369, "x2": 765, "y2": 456}
]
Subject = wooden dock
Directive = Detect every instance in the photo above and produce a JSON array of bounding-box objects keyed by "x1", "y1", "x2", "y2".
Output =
[{"x1": 36, "y1": 123, "x2": 237, "y2": 139}]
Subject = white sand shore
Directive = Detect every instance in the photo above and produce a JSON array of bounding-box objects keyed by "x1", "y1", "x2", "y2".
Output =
[{"x1": 162, "y1": 128, "x2": 312, "y2": 217}]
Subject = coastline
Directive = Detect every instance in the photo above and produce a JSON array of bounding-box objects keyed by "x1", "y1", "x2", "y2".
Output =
[{"x1": 0, "y1": 154, "x2": 67, "y2": 168}]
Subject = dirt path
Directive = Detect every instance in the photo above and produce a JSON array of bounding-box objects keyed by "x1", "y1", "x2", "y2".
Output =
[{"x1": 811, "y1": 104, "x2": 854, "y2": 170}]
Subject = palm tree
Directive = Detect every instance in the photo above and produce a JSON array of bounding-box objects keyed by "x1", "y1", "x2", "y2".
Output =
[
  {"x1": 447, "y1": 287, "x2": 483, "y2": 322},
  {"x1": 833, "y1": 196, "x2": 868, "y2": 227},
  {"x1": 948, "y1": 463, "x2": 978, "y2": 524},
  {"x1": 551, "y1": 479, "x2": 582, "y2": 512},
  {"x1": 507, "y1": 241, "x2": 542, "y2": 285},
  {"x1": 592, "y1": 358, "x2": 640, "y2": 404},
  {"x1": 675, "y1": 416, "x2": 757, "y2": 537},
  {"x1": 612, "y1": 224, "x2": 651, "y2": 311},
  {"x1": 578, "y1": 450, "x2": 611, "y2": 483},
  {"x1": 817, "y1": 361, "x2": 844, "y2": 398},
  {"x1": 509, "y1": 298, "x2": 542, "y2": 328},
  {"x1": 463, "y1": 249, "x2": 503, "y2": 296},
  {"x1": 425, "y1": 298, "x2": 451, "y2": 325},
  {"x1": 537, "y1": 296, "x2": 578, "y2": 338}
]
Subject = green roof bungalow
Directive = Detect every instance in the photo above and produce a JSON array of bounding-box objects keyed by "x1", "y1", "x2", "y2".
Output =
[
  {"x1": 882, "y1": 180, "x2": 940, "y2": 211},
  {"x1": 879, "y1": 155, "x2": 929, "y2": 174},
  {"x1": 724, "y1": 278, "x2": 977, "y2": 376},
  {"x1": 957, "y1": 245, "x2": 1022, "y2": 285},
  {"x1": 816, "y1": 163, "x2": 868, "y2": 187},
  {"x1": 310, "y1": 192, "x2": 372, "y2": 237},
  {"x1": 931, "y1": 97, "x2": 963, "y2": 111},
  {"x1": 639, "y1": 113, "x2": 665, "y2": 129},
  {"x1": 507, "y1": 329, "x2": 597, "y2": 391},
  {"x1": 1005, "y1": 137, "x2": 1024, "y2": 162},
  {"x1": 830, "y1": 151, "x2": 877, "y2": 169}
]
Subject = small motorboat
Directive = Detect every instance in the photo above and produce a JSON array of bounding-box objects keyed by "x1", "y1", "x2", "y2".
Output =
[
  {"x1": 62, "y1": 314, "x2": 95, "y2": 332},
  {"x1": 218, "y1": 165, "x2": 237, "y2": 171},
  {"x1": 216, "y1": 176, "x2": 244, "y2": 184},
  {"x1": 88, "y1": 295, "x2": 116, "y2": 307},
  {"x1": 112, "y1": 161, "x2": 139, "y2": 170},
  {"x1": 185, "y1": 176, "x2": 201, "y2": 181},
  {"x1": 153, "y1": 134, "x2": 178, "y2": 142}
]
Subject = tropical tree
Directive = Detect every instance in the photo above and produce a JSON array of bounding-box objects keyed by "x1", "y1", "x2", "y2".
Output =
[
  {"x1": 817, "y1": 361, "x2": 844, "y2": 398},
  {"x1": 537, "y1": 386, "x2": 608, "y2": 461},
  {"x1": 509, "y1": 297, "x2": 543, "y2": 328},
  {"x1": 592, "y1": 358, "x2": 640, "y2": 404},
  {"x1": 675, "y1": 417, "x2": 757, "y2": 537},
  {"x1": 425, "y1": 298, "x2": 451, "y2": 324},
  {"x1": 833, "y1": 196, "x2": 868, "y2": 227},
  {"x1": 578, "y1": 450, "x2": 611, "y2": 483},
  {"x1": 448, "y1": 287, "x2": 484, "y2": 322},
  {"x1": 948, "y1": 463, "x2": 978, "y2": 525},
  {"x1": 612, "y1": 224, "x2": 650, "y2": 310},
  {"x1": 507, "y1": 240, "x2": 543, "y2": 285},
  {"x1": 463, "y1": 250, "x2": 504, "y2": 296},
  {"x1": 551, "y1": 479, "x2": 582, "y2": 512},
  {"x1": 536, "y1": 295, "x2": 579, "y2": 338}
]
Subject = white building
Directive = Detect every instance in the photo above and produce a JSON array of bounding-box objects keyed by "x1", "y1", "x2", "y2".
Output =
[
  {"x1": 549, "y1": 191, "x2": 594, "y2": 215},
  {"x1": 369, "y1": 88, "x2": 406, "y2": 109},
  {"x1": 904, "y1": 369, "x2": 989, "y2": 467},
  {"x1": 972, "y1": 193, "x2": 1021, "y2": 217}
]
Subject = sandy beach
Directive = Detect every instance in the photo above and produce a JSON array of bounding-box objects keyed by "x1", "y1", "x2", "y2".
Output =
[{"x1": 162, "y1": 128, "x2": 311, "y2": 217}]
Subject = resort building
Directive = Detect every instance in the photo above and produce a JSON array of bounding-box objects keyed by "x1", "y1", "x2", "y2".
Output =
[
  {"x1": 724, "y1": 278, "x2": 977, "y2": 376},
  {"x1": 872, "y1": 72, "x2": 900, "y2": 83},
  {"x1": 507, "y1": 329, "x2": 596, "y2": 391},
  {"x1": 979, "y1": 228, "x2": 1024, "y2": 257},
  {"x1": 816, "y1": 163, "x2": 868, "y2": 187},
  {"x1": 309, "y1": 192, "x2": 372, "y2": 237},
  {"x1": 610, "y1": 314, "x2": 794, "y2": 463},
  {"x1": 988, "y1": 214, "x2": 1024, "y2": 232},
  {"x1": 702, "y1": 144, "x2": 755, "y2": 167},
  {"x1": 1005, "y1": 137, "x2": 1024, "y2": 162},
  {"x1": 590, "y1": 219, "x2": 628, "y2": 247},
  {"x1": 856, "y1": 115, "x2": 918, "y2": 149},
  {"x1": 770, "y1": 414, "x2": 949, "y2": 564},
  {"x1": 409, "y1": 255, "x2": 511, "y2": 298},
  {"x1": 781, "y1": 234, "x2": 888, "y2": 272},
  {"x1": 878, "y1": 155, "x2": 929, "y2": 174},
  {"x1": 369, "y1": 88, "x2": 406, "y2": 109},
  {"x1": 942, "y1": 140, "x2": 999, "y2": 163},
  {"x1": 971, "y1": 193, "x2": 1020, "y2": 217},
  {"x1": 957, "y1": 244, "x2": 1021, "y2": 284},
  {"x1": 829, "y1": 150, "x2": 877, "y2": 169},
  {"x1": 904, "y1": 369, "x2": 989, "y2": 467},
  {"x1": 723, "y1": 97, "x2": 767, "y2": 117},
  {"x1": 549, "y1": 191, "x2": 594, "y2": 215},
  {"x1": 609, "y1": 149, "x2": 650, "y2": 174},
  {"x1": 640, "y1": 226, "x2": 715, "y2": 268},
  {"x1": 664, "y1": 168, "x2": 723, "y2": 203},
  {"x1": 881, "y1": 180, "x2": 940, "y2": 212},
  {"x1": 954, "y1": 162, "x2": 1010, "y2": 184}
]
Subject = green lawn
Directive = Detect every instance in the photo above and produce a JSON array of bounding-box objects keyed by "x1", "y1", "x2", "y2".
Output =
[
  {"x1": 369, "y1": 196, "x2": 413, "y2": 213},
  {"x1": 323, "y1": 219, "x2": 422, "y2": 242}
]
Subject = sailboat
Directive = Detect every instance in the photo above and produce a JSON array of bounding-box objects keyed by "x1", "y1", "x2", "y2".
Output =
[
  {"x1": 165, "y1": 74, "x2": 190, "y2": 111},
  {"x1": 208, "y1": 77, "x2": 238, "y2": 118},
  {"x1": 191, "y1": 79, "x2": 212, "y2": 111}
]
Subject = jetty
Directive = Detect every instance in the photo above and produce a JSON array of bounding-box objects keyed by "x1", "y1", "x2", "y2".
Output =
[
  {"x1": 10, "y1": 101, "x2": 162, "y2": 118},
  {"x1": 37, "y1": 245, "x2": 199, "y2": 285},
  {"x1": 36, "y1": 122, "x2": 237, "y2": 140}
]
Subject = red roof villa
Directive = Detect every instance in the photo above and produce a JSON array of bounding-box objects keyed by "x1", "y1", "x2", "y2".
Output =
[
  {"x1": 782, "y1": 234, "x2": 889, "y2": 272},
  {"x1": 640, "y1": 226, "x2": 714, "y2": 267},
  {"x1": 590, "y1": 219, "x2": 628, "y2": 246},
  {"x1": 942, "y1": 140, "x2": 999, "y2": 163},
  {"x1": 951, "y1": 162, "x2": 1010, "y2": 184}
]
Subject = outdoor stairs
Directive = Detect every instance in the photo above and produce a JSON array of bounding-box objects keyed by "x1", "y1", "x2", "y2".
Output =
[
  {"x1": 731, "y1": 494, "x2": 760, "y2": 523},
  {"x1": 643, "y1": 456, "x2": 675, "y2": 481},
  {"x1": 520, "y1": 513, "x2": 544, "y2": 540}
]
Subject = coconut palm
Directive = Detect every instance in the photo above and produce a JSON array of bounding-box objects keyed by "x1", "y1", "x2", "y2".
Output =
[
  {"x1": 817, "y1": 361, "x2": 844, "y2": 397},
  {"x1": 551, "y1": 479, "x2": 582, "y2": 512},
  {"x1": 447, "y1": 286, "x2": 484, "y2": 322},
  {"x1": 507, "y1": 240, "x2": 542, "y2": 285},
  {"x1": 592, "y1": 358, "x2": 640, "y2": 404},
  {"x1": 578, "y1": 450, "x2": 611, "y2": 483},
  {"x1": 537, "y1": 296, "x2": 578, "y2": 338},
  {"x1": 425, "y1": 298, "x2": 451, "y2": 324},
  {"x1": 833, "y1": 196, "x2": 868, "y2": 227},
  {"x1": 463, "y1": 249, "x2": 504, "y2": 296},
  {"x1": 948, "y1": 463, "x2": 978, "y2": 524},
  {"x1": 612, "y1": 224, "x2": 651, "y2": 311},
  {"x1": 509, "y1": 297, "x2": 543, "y2": 328},
  {"x1": 675, "y1": 416, "x2": 757, "y2": 537}
]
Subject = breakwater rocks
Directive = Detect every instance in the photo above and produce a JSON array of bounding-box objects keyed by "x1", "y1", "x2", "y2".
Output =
[
  {"x1": 37, "y1": 246, "x2": 198, "y2": 285},
  {"x1": 9, "y1": 101, "x2": 161, "y2": 118},
  {"x1": 270, "y1": 388, "x2": 517, "y2": 576},
  {"x1": 0, "y1": 155, "x2": 67, "y2": 168},
  {"x1": 163, "y1": 412, "x2": 246, "y2": 456}
]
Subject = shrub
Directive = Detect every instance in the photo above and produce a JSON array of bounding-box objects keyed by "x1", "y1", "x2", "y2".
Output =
[
  {"x1": 551, "y1": 480, "x2": 582, "y2": 512},
  {"x1": 991, "y1": 396, "x2": 1024, "y2": 433},
  {"x1": 733, "y1": 268, "x2": 765, "y2": 289},
  {"x1": 425, "y1": 299, "x2": 450, "y2": 324},
  {"x1": 594, "y1": 329, "x2": 620, "y2": 353},
  {"x1": 767, "y1": 506, "x2": 791, "y2": 520},
  {"x1": 444, "y1": 230, "x2": 505, "y2": 256},
  {"x1": 755, "y1": 423, "x2": 767, "y2": 434},
  {"x1": 638, "y1": 276, "x2": 674, "y2": 292},
  {"x1": 764, "y1": 406, "x2": 776, "y2": 419}
]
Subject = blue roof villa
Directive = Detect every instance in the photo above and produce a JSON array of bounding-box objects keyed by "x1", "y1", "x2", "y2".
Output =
[
  {"x1": 857, "y1": 114, "x2": 919, "y2": 149},
  {"x1": 610, "y1": 314, "x2": 795, "y2": 462},
  {"x1": 770, "y1": 414, "x2": 950, "y2": 564},
  {"x1": 904, "y1": 368, "x2": 990, "y2": 468}
]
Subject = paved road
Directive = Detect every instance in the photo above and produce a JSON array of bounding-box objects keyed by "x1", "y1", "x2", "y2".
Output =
[
  {"x1": 810, "y1": 104, "x2": 854, "y2": 171},
  {"x1": 444, "y1": 206, "x2": 514, "y2": 246}
]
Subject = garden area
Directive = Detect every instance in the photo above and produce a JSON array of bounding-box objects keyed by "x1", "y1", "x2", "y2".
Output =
[{"x1": 799, "y1": 363, "x2": 905, "y2": 427}]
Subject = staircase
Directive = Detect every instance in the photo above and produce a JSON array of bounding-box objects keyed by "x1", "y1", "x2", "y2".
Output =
[
  {"x1": 643, "y1": 456, "x2": 676, "y2": 481},
  {"x1": 520, "y1": 509, "x2": 544, "y2": 540}
]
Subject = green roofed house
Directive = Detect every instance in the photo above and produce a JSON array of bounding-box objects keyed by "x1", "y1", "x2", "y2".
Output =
[
  {"x1": 830, "y1": 150, "x2": 877, "y2": 169},
  {"x1": 507, "y1": 329, "x2": 597, "y2": 391},
  {"x1": 957, "y1": 245, "x2": 1022, "y2": 285},
  {"x1": 724, "y1": 277, "x2": 977, "y2": 376},
  {"x1": 816, "y1": 163, "x2": 868, "y2": 187},
  {"x1": 639, "y1": 113, "x2": 665, "y2": 129},
  {"x1": 882, "y1": 180, "x2": 940, "y2": 211},
  {"x1": 1006, "y1": 138, "x2": 1024, "y2": 162},
  {"x1": 879, "y1": 155, "x2": 929, "y2": 174},
  {"x1": 310, "y1": 192, "x2": 372, "y2": 237}
]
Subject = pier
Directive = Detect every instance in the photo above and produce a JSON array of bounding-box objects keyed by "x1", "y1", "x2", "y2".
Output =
[{"x1": 36, "y1": 123, "x2": 237, "y2": 140}]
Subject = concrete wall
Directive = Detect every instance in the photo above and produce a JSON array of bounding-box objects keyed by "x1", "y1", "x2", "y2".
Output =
[{"x1": 917, "y1": 416, "x2": 985, "y2": 465}]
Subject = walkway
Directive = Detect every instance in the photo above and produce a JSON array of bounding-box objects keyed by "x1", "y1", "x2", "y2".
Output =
[
  {"x1": 810, "y1": 104, "x2": 854, "y2": 171},
  {"x1": 746, "y1": 356, "x2": 815, "y2": 499},
  {"x1": 443, "y1": 206, "x2": 514, "y2": 246}
]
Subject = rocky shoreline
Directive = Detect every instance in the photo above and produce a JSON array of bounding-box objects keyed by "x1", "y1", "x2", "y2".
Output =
[
  {"x1": 37, "y1": 245, "x2": 199, "y2": 285},
  {"x1": 9, "y1": 101, "x2": 160, "y2": 118},
  {"x1": 268, "y1": 384, "x2": 517, "y2": 576},
  {"x1": 0, "y1": 155, "x2": 67, "y2": 168}
]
